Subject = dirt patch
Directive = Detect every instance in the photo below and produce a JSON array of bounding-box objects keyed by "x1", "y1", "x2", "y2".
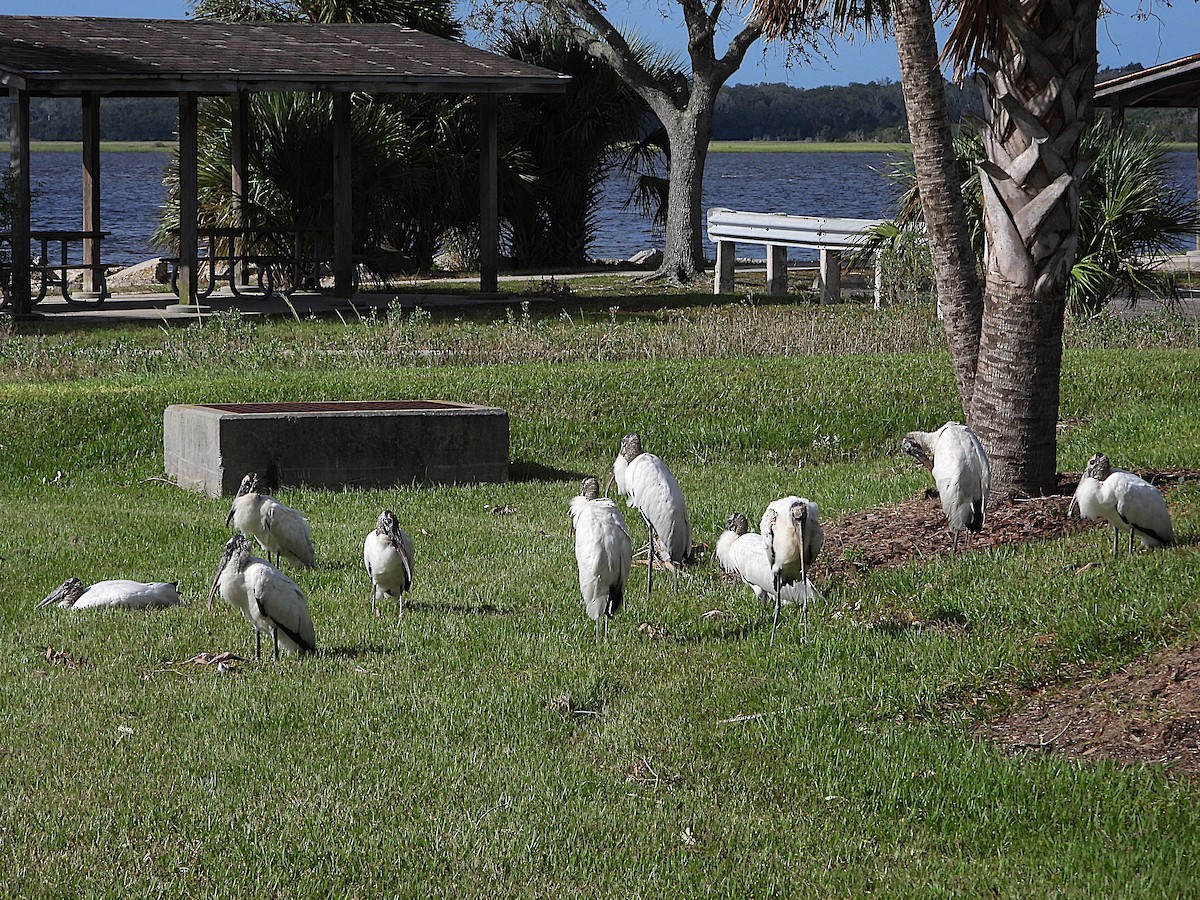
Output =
[{"x1": 820, "y1": 467, "x2": 1200, "y2": 776}]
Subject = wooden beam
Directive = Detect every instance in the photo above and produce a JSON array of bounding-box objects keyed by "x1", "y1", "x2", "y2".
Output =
[
  {"x1": 177, "y1": 92, "x2": 199, "y2": 305},
  {"x1": 332, "y1": 91, "x2": 353, "y2": 297},
  {"x1": 766, "y1": 244, "x2": 788, "y2": 296},
  {"x1": 81, "y1": 92, "x2": 102, "y2": 295},
  {"x1": 230, "y1": 90, "x2": 249, "y2": 287},
  {"x1": 478, "y1": 93, "x2": 498, "y2": 294},
  {"x1": 7, "y1": 87, "x2": 31, "y2": 315}
]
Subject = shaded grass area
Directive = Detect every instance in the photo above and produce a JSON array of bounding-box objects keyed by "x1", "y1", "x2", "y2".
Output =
[{"x1": 2, "y1": 297, "x2": 1200, "y2": 895}]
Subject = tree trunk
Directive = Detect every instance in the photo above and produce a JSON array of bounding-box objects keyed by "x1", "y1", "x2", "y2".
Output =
[
  {"x1": 891, "y1": 0, "x2": 983, "y2": 415},
  {"x1": 968, "y1": 0, "x2": 1099, "y2": 495},
  {"x1": 657, "y1": 96, "x2": 712, "y2": 282}
]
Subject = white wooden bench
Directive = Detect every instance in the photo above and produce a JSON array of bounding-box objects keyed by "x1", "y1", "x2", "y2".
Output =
[{"x1": 707, "y1": 208, "x2": 885, "y2": 304}]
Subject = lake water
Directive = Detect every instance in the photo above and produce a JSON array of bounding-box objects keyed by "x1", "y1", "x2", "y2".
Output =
[{"x1": 17, "y1": 148, "x2": 1199, "y2": 267}]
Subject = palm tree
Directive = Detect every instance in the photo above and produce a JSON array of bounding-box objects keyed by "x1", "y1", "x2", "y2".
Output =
[{"x1": 759, "y1": 0, "x2": 1102, "y2": 495}]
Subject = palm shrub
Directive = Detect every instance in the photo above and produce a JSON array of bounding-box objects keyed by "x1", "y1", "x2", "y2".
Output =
[
  {"x1": 490, "y1": 19, "x2": 660, "y2": 268},
  {"x1": 868, "y1": 121, "x2": 1199, "y2": 313}
]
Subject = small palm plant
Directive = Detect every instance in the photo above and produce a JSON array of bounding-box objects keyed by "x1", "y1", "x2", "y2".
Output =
[{"x1": 866, "y1": 120, "x2": 1199, "y2": 313}]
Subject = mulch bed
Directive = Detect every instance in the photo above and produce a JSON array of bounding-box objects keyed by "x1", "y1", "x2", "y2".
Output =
[{"x1": 820, "y1": 468, "x2": 1200, "y2": 776}]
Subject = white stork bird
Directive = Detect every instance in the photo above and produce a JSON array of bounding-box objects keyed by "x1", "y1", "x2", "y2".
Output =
[
  {"x1": 1068, "y1": 452, "x2": 1175, "y2": 556},
  {"x1": 902, "y1": 421, "x2": 990, "y2": 554},
  {"x1": 570, "y1": 476, "x2": 632, "y2": 642},
  {"x1": 760, "y1": 497, "x2": 824, "y2": 645},
  {"x1": 209, "y1": 534, "x2": 317, "y2": 660},
  {"x1": 364, "y1": 509, "x2": 415, "y2": 618},
  {"x1": 605, "y1": 432, "x2": 691, "y2": 596},
  {"x1": 225, "y1": 472, "x2": 315, "y2": 578},
  {"x1": 36, "y1": 577, "x2": 182, "y2": 611},
  {"x1": 716, "y1": 512, "x2": 822, "y2": 639}
]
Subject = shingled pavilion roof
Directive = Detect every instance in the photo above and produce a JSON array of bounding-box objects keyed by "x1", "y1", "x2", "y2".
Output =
[
  {"x1": 1094, "y1": 53, "x2": 1200, "y2": 110},
  {"x1": 2, "y1": 16, "x2": 569, "y2": 314},
  {"x1": 0, "y1": 15, "x2": 570, "y2": 96}
]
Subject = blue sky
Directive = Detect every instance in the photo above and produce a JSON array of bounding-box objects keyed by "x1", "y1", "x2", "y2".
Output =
[{"x1": 1, "y1": 0, "x2": 1196, "y2": 87}]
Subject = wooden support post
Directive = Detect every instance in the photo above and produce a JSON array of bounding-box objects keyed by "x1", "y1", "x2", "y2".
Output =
[
  {"x1": 818, "y1": 247, "x2": 841, "y2": 304},
  {"x1": 766, "y1": 244, "x2": 788, "y2": 296},
  {"x1": 81, "y1": 92, "x2": 102, "y2": 295},
  {"x1": 333, "y1": 92, "x2": 353, "y2": 297},
  {"x1": 1195, "y1": 105, "x2": 1199, "y2": 253},
  {"x1": 8, "y1": 87, "x2": 31, "y2": 315},
  {"x1": 479, "y1": 93, "x2": 499, "y2": 294},
  {"x1": 714, "y1": 239, "x2": 735, "y2": 294},
  {"x1": 873, "y1": 252, "x2": 884, "y2": 310},
  {"x1": 177, "y1": 92, "x2": 199, "y2": 306},
  {"x1": 230, "y1": 90, "x2": 250, "y2": 286}
]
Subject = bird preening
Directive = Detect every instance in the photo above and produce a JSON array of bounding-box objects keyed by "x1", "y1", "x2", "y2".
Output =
[
  {"x1": 902, "y1": 422, "x2": 990, "y2": 554},
  {"x1": 209, "y1": 534, "x2": 317, "y2": 660},
  {"x1": 1069, "y1": 452, "x2": 1175, "y2": 556},
  {"x1": 225, "y1": 472, "x2": 316, "y2": 581},
  {"x1": 606, "y1": 432, "x2": 692, "y2": 597},
  {"x1": 570, "y1": 476, "x2": 633, "y2": 642},
  {"x1": 364, "y1": 509, "x2": 415, "y2": 619},
  {"x1": 36, "y1": 578, "x2": 182, "y2": 611}
]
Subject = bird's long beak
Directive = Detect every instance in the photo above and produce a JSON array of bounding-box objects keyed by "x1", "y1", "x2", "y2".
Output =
[
  {"x1": 603, "y1": 470, "x2": 615, "y2": 498},
  {"x1": 225, "y1": 505, "x2": 235, "y2": 527},
  {"x1": 36, "y1": 580, "x2": 73, "y2": 609},
  {"x1": 208, "y1": 555, "x2": 230, "y2": 607},
  {"x1": 1067, "y1": 491, "x2": 1079, "y2": 518}
]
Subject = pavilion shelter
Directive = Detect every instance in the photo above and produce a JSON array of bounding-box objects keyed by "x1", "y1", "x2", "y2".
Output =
[
  {"x1": 1095, "y1": 54, "x2": 1200, "y2": 252},
  {"x1": 0, "y1": 15, "x2": 569, "y2": 314}
]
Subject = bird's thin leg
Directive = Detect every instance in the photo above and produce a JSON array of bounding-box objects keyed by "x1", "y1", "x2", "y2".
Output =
[
  {"x1": 372, "y1": 592, "x2": 378, "y2": 617},
  {"x1": 770, "y1": 574, "x2": 782, "y2": 646},
  {"x1": 273, "y1": 627, "x2": 280, "y2": 661},
  {"x1": 951, "y1": 529, "x2": 960, "y2": 555},
  {"x1": 1111, "y1": 526, "x2": 1120, "y2": 558},
  {"x1": 595, "y1": 614, "x2": 601, "y2": 644},
  {"x1": 255, "y1": 629, "x2": 262, "y2": 661},
  {"x1": 1128, "y1": 529, "x2": 1135, "y2": 556},
  {"x1": 641, "y1": 512, "x2": 656, "y2": 598}
]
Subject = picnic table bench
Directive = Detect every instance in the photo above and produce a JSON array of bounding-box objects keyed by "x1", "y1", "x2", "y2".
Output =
[
  {"x1": 0, "y1": 229, "x2": 111, "y2": 309},
  {"x1": 707, "y1": 208, "x2": 885, "y2": 305},
  {"x1": 165, "y1": 226, "x2": 334, "y2": 301}
]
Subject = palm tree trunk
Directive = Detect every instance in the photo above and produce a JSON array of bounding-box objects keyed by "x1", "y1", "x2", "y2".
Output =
[
  {"x1": 892, "y1": 0, "x2": 983, "y2": 415},
  {"x1": 967, "y1": 0, "x2": 1099, "y2": 495}
]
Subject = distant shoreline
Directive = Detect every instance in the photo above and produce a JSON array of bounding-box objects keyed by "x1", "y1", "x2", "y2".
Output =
[{"x1": 4, "y1": 139, "x2": 1196, "y2": 154}]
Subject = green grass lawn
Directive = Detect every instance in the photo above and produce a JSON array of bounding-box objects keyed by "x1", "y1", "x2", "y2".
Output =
[{"x1": 1, "y1": 292, "x2": 1199, "y2": 896}]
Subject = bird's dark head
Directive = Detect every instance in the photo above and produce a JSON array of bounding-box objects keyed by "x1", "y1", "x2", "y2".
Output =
[
  {"x1": 901, "y1": 434, "x2": 932, "y2": 469},
  {"x1": 235, "y1": 473, "x2": 261, "y2": 498},
  {"x1": 36, "y1": 577, "x2": 85, "y2": 609},
  {"x1": 580, "y1": 476, "x2": 601, "y2": 501},
  {"x1": 790, "y1": 500, "x2": 808, "y2": 525},
  {"x1": 619, "y1": 432, "x2": 643, "y2": 462},
  {"x1": 376, "y1": 509, "x2": 399, "y2": 535},
  {"x1": 725, "y1": 512, "x2": 749, "y2": 536},
  {"x1": 1084, "y1": 452, "x2": 1112, "y2": 482}
]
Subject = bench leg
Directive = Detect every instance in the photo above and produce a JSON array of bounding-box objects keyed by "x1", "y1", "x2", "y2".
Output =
[
  {"x1": 714, "y1": 240, "x2": 735, "y2": 294},
  {"x1": 819, "y1": 248, "x2": 841, "y2": 304},
  {"x1": 766, "y1": 245, "x2": 788, "y2": 296}
]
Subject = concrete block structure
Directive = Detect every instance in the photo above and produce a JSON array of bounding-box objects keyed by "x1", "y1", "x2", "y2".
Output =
[{"x1": 164, "y1": 400, "x2": 509, "y2": 497}]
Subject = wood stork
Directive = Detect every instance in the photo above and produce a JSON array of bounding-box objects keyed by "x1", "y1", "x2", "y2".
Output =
[
  {"x1": 605, "y1": 432, "x2": 691, "y2": 597},
  {"x1": 36, "y1": 577, "x2": 182, "y2": 611},
  {"x1": 716, "y1": 512, "x2": 823, "y2": 639},
  {"x1": 225, "y1": 472, "x2": 315, "y2": 578},
  {"x1": 1068, "y1": 452, "x2": 1175, "y2": 556},
  {"x1": 570, "y1": 476, "x2": 633, "y2": 642},
  {"x1": 364, "y1": 509, "x2": 415, "y2": 618},
  {"x1": 209, "y1": 534, "x2": 317, "y2": 660},
  {"x1": 760, "y1": 497, "x2": 824, "y2": 644},
  {"x1": 902, "y1": 421, "x2": 990, "y2": 553}
]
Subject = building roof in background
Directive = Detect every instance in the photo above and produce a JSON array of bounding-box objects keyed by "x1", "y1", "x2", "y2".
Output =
[
  {"x1": 0, "y1": 15, "x2": 568, "y2": 96},
  {"x1": 1095, "y1": 53, "x2": 1200, "y2": 108}
]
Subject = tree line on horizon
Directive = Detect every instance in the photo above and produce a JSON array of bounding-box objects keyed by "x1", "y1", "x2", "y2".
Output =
[{"x1": 4, "y1": 66, "x2": 1194, "y2": 145}]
